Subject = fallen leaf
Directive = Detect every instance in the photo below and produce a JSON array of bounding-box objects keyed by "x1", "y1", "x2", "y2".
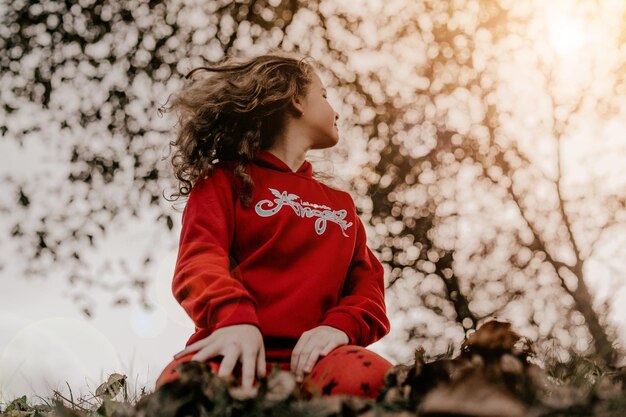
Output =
[
  {"x1": 265, "y1": 369, "x2": 298, "y2": 402},
  {"x1": 95, "y1": 373, "x2": 126, "y2": 399},
  {"x1": 227, "y1": 384, "x2": 259, "y2": 400},
  {"x1": 462, "y1": 320, "x2": 520, "y2": 353},
  {"x1": 418, "y1": 372, "x2": 527, "y2": 417}
]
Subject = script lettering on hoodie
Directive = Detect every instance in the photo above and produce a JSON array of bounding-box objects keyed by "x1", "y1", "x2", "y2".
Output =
[{"x1": 255, "y1": 188, "x2": 353, "y2": 237}]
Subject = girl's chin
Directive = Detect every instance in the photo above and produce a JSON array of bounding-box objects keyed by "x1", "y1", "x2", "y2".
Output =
[
  {"x1": 309, "y1": 133, "x2": 339, "y2": 149},
  {"x1": 311, "y1": 140, "x2": 338, "y2": 150}
]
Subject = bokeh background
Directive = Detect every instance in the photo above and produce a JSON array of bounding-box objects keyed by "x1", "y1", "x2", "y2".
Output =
[{"x1": 2, "y1": 0, "x2": 626, "y2": 405}]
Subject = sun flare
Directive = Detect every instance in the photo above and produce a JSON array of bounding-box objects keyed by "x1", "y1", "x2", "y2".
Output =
[{"x1": 547, "y1": 14, "x2": 586, "y2": 55}]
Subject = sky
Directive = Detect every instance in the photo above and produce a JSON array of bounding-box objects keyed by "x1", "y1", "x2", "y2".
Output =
[{"x1": 0, "y1": 208, "x2": 192, "y2": 404}]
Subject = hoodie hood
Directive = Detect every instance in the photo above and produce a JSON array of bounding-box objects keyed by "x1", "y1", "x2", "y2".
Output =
[{"x1": 253, "y1": 150, "x2": 313, "y2": 177}]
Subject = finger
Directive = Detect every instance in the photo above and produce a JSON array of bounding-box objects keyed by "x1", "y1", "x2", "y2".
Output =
[
  {"x1": 299, "y1": 345, "x2": 322, "y2": 379},
  {"x1": 290, "y1": 343, "x2": 301, "y2": 373},
  {"x1": 190, "y1": 341, "x2": 219, "y2": 362},
  {"x1": 174, "y1": 339, "x2": 210, "y2": 358},
  {"x1": 217, "y1": 347, "x2": 240, "y2": 380},
  {"x1": 257, "y1": 344, "x2": 266, "y2": 378},
  {"x1": 302, "y1": 346, "x2": 322, "y2": 374},
  {"x1": 175, "y1": 336, "x2": 215, "y2": 358},
  {"x1": 319, "y1": 340, "x2": 335, "y2": 357},
  {"x1": 295, "y1": 345, "x2": 314, "y2": 381},
  {"x1": 291, "y1": 332, "x2": 310, "y2": 373},
  {"x1": 173, "y1": 349, "x2": 194, "y2": 359},
  {"x1": 240, "y1": 348, "x2": 256, "y2": 390}
]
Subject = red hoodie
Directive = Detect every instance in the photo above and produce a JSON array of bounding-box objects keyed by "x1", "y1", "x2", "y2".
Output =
[{"x1": 172, "y1": 150, "x2": 390, "y2": 362}]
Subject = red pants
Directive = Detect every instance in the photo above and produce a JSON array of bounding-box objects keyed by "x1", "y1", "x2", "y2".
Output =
[{"x1": 155, "y1": 344, "x2": 393, "y2": 399}]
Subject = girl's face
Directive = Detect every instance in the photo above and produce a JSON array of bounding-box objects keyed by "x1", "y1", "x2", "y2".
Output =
[{"x1": 298, "y1": 71, "x2": 340, "y2": 150}]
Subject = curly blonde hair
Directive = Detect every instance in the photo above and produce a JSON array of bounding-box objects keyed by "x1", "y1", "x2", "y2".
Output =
[{"x1": 159, "y1": 50, "x2": 321, "y2": 207}]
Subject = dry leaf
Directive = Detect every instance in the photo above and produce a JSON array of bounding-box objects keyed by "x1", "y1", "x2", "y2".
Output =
[
  {"x1": 462, "y1": 320, "x2": 521, "y2": 353},
  {"x1": 4, "y1": 411, "x2": 34, "y2": 417},
  {"x1": 500, "y1": 354, "x2": 524, "y2": 376},
  {"x1": 294, "y1": 395, "x2": 344, "y2": 416},
  {"x1": 265, "y1": 369, "x2": 298, "y2": 402},
  {"x1": 418, "y1": 372, "x2": 527, "y2": 417},
  {"x1": 95, "y1": 373, "x2": 126, "y2": 399},
  {"x1": 227, "y1": 384, "x2": 259, "y2": 400},
  {"x1": 357, "y1": 411, "x2": 414, "y2": 417},
  {"x1": 96, "y1": 398, "x2": 131, "y2": 417}
]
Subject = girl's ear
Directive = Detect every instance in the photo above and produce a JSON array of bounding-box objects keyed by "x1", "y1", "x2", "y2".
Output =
[{"x1": 289, "y1": 94, "x2": 305, "y2": 117}]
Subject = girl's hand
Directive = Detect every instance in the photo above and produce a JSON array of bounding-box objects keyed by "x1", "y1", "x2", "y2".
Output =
[
  {"x1": 291, "y1": 325, "x2": 349, "y2": 382},
  {"x1": 172, "y1": 324, "x2": 266, "y2": 390}
]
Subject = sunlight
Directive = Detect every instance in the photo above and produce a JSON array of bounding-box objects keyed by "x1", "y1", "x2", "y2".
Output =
[
  {"x1": 547, "y1": 14, "x2": 585, "y2": 55},
  {"x1": 0, "y1": 317, "x2": 121, "y2": 403},
  {"x1": 130, "y1": 303, "x2": 168, "y2": 338},
  {"x1": 154, "y1": 248, "x2": 195, "y2": 329}
]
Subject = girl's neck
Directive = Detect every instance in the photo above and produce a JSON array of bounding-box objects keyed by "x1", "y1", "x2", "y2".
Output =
[{"x1": 265, "y1": 143, "x2": 309, "y2": 173}]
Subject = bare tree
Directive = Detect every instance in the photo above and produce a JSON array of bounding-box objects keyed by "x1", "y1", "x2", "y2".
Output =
[{"x1": 336, "y1": 0, "x2": 626, "y2": 365}]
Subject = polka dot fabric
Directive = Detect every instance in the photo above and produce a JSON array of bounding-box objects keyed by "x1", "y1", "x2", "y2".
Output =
[
  {"x1": 155, "y1": 344, "x2": 393, "y2": 399},
  {"x1": 302, "y1": 345, "x2": 393, "y2": 398},
  {"x1": 154, "y1": 352, "x2": 292, "y2": 390}
]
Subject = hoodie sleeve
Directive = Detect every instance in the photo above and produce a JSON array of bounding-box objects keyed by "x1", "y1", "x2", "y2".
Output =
[
  {"x1": 319, "y1": 211, "x2": 391, "y2": 346},
  {"x1": 172, "y1": 168, "x2": 261, "y2": 333}
]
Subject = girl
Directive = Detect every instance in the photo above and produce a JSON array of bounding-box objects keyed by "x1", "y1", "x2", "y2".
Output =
[{"x1": 154, "y1": 50, "x2": 393, "y2": 399}]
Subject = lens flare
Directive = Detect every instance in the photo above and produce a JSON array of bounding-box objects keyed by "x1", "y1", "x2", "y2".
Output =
[
  {"x1": 548, "y1": 14, "x2": 585, "y2": 55},
  {"x1": 0, "y1": 317, "x2": 121, "y2": 403}
]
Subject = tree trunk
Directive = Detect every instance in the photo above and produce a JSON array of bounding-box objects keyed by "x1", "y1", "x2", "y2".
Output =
[{"x1": 568, "y1": 262, "x2": 616, "y2": 366}]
